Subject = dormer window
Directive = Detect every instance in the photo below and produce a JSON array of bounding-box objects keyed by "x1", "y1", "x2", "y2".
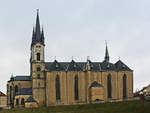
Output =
[
  {"x1": 91, "y1": 65, "x2": 93, "y2": 69},
  {"x1": 56, "y1": 64, "x2": 59, "y2": 68},
  {"x1": 107, "y1": 64, "x2": 110, "y2": 68},
  {"x1": 122, "y1": 65, "x2": 125, "y2": 68}
]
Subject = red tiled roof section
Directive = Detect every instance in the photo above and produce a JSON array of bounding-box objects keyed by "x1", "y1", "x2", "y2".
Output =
[{"x1": 0, "y1": 91, "x2": 6, "y2": 96}]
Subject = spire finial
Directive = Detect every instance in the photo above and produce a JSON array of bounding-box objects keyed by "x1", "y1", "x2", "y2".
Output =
[
  {"x1": 104, "y1": 41, "x2": 110, "y2": 62},
  {"x1": 118, "y1": 56, "x2": 121, "y2": 60},
  {"x1": 54, "y1": 56, "x2": 56, "y2": 60},
  {"x1": 42, "y1": 25, "x2": 44, "y2": 33},
  {"x1": 35, "y1": 9, "x2": 41, "y2": 41},
  {"x1": 105, "y1": 40, "x2": 107, "y2": 46},
  {"x1": 37, "y1": 9, "x2": 39, "y2": 13},
  {"x1": 11, "y1": 73, "x2": 14, "y2": 80},
  {"x1": 72, "y1": 56, "x2": 74, "y2": 61}
]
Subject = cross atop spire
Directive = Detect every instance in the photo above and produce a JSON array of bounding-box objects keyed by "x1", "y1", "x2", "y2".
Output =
[
  {"x1": 31, "y1": 10, "x2": 45, "y2": 46},
  {"x1": 104, "y1": 41, "x2": 110, "y2": 62}
]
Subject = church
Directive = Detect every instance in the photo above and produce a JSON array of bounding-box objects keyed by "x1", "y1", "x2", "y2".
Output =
[{"x1": 7, "y1": 11, "x2": 133, "y2": 107}]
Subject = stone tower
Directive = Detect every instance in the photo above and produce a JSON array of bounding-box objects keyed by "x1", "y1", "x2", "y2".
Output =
[{"x1": 30, "y1": 10, "x2": 46, "y2": 106}]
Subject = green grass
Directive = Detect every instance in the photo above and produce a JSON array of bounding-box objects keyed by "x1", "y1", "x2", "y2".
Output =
[{"x1": 1, "y1": 100, "x2": 149, "y2": 113}]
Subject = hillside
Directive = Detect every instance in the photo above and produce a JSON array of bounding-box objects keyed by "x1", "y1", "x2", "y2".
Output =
[{"x1": 1, "y1": 100, "x2": 149, "y2": 113}]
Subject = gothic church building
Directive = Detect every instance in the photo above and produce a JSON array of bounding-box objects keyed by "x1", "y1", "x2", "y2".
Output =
[{"x1": 7, "y1": 12, "x2": 133, "y2": 107}]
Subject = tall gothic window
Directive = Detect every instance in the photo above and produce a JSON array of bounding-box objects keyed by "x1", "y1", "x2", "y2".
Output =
[
  {"x1": 10, "y1": 86, "x2": 12, "y2": 103},
  {"x1": 55, "y1": 75, "x2": 61, "y2": 100},
  {"x1": 107, "y1": 74, "x2": 112, "y2": 98},
  {"x1": 74, "y1": 75, "x2": 79, "y2": 100},
  {"x1": 15, "y1": 85, "x2": 18, "y2": 94},
  {"x1": 37, "y1": 53, "x2": 40, "y2": 61},
  {"x1": 123, "y1": 74, "x2": 127, "y2": 99}
]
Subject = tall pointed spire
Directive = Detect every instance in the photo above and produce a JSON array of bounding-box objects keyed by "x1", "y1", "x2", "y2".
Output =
[
  {"x1": 41, "y1": 27, "x2": 45, "y2": 43},
  {"x1": 35, "y1": 9, "x2": 41, "y2": 41},
  {"x1": 32, "y1": 27, "x2": 35, "y2": 43},
  {"x1": 31, "y1": 9, "x2": 45, "y2": 46},
  {"x1": 104, "y1": 41, "x2": 110, "y2": 62}
]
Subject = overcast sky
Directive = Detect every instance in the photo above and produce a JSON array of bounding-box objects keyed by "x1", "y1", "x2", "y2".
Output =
[{"x1": 0, "y1": 0, "x2": 150, "y2": 93}]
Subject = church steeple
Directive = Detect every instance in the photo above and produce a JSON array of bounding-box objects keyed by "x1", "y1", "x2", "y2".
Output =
[
  {"x1": 30, "y1": 10, "x2": 45, "y2": 63},
  {"x1": 31, "y1": 9, "x2": 45, "y2": 46},
  {"x1": 104, "y1": 41, "x2": 110, "y2": 62}
]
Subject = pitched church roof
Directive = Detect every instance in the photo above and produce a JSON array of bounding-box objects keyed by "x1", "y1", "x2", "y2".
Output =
[
  {"x1": 44, "y1": 43, "x2": 132, "y2": 72},
  {"x1": 100, "y1": 60, "x2": 116, "y2": 71},
  {"x1": 9, "y1": 76, "x2": 31, "y2": 82},
  {"x1": 45, "y1": 60, "x2": 132, "y2": 72},
  {"x1": 47, "y1": 60, "x2": 65, "y2": 71},
  {"x1": 115, "y1": 60, "x2": 132, "y2": 71},
  {"x1": 67, "y1": 60, "x2": 83, "y2": 71}
]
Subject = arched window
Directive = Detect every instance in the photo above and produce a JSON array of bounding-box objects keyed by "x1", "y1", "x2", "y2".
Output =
[
  {"x1": 15, "y1": 85, "x2": 18, "y2": 94},
  {"x1": 36, "y1": 67, "x2": 41, "y2": 71},
  {"x1": 123, "y1": 74, "x2": 127, "y2": 99},
  {"x1": 16, "y1": 99, "x2": 19, "y2": 105},
  {"x1": 37, "y1": 53, "x2": 40, "y2": 61},
  {"x1": 10, "y1": 86, "x2": 12, "y2": 103},
  {"x1": 107, "y1": 74, "x2": 112, "y2": 98},
  {"x1": 21, "y1": 98, "x2": 25, "y2": 105},
  {"x1": 74, "y1": 76, "x2": 79, "y2": 100},
  {"x1": 55, "y1": 75, "x2": 61, "y2": 100}
]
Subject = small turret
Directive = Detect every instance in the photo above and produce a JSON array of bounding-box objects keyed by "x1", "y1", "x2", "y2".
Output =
[{"x1": 104, "y1": 41, "x2": 110, "y2": 62}]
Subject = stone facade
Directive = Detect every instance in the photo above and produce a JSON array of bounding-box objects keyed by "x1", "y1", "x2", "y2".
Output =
[{"x1": 7, "y1": 11, "x2": 133, "y2": 107}]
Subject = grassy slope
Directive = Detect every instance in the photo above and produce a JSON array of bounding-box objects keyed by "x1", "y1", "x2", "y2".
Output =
[{"x1": 1, "y1": 100, "x2": 150, "y2": 113}]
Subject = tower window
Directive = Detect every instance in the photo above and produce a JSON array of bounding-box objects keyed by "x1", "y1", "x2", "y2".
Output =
[
  {"x1": 37, "y1": 74, "x2": 40, "y2": 79},
  {"x1": 37, "y1": 53, "x2": 40, "y2": 61},
  {"x1": 36, "y1": 67, "x2": 41, "y2": 71}
]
